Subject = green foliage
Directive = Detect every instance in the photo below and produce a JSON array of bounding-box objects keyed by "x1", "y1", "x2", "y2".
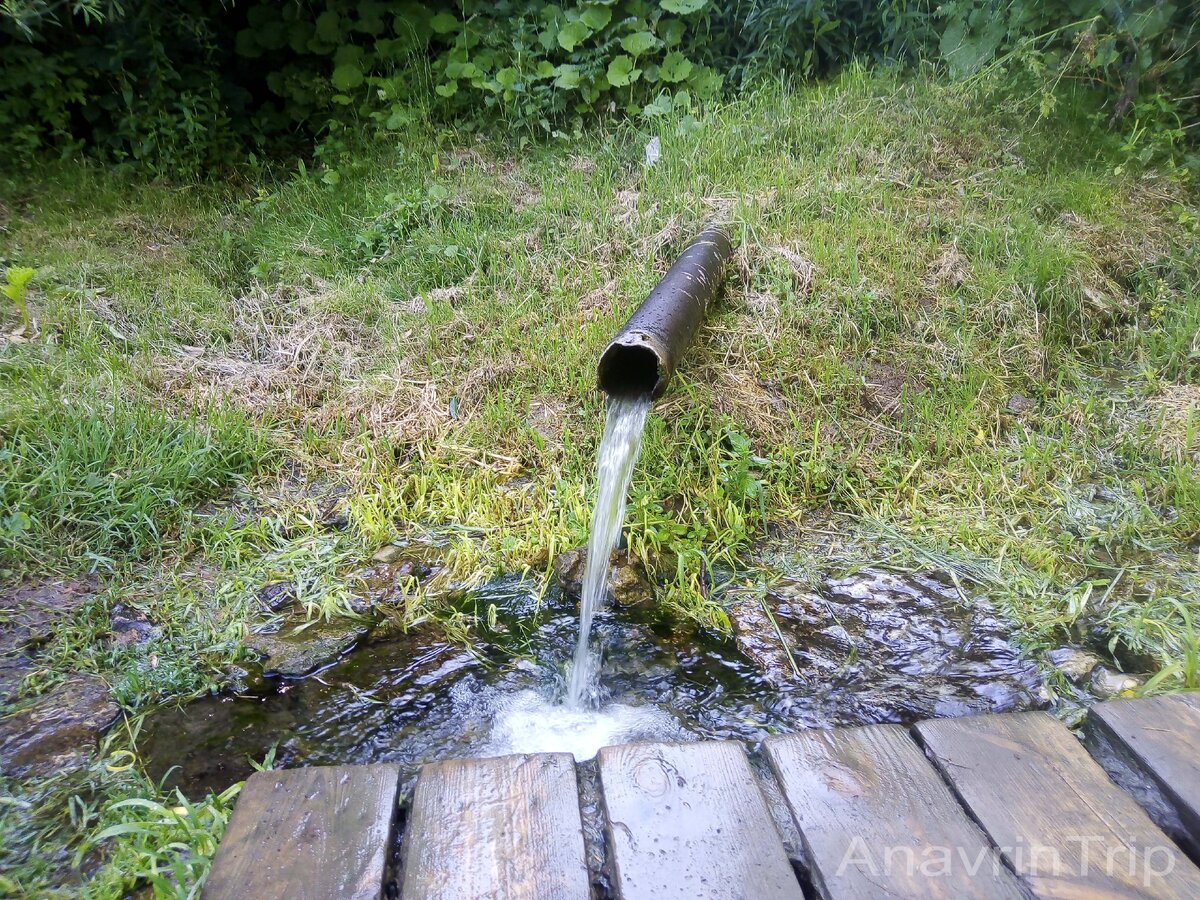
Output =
[
  {"x1": 937, "y1": 0, "x2": 1200, "y2": 128},
  {"x1": 0, "y1": 1, "x2": 1195, "y2": 170},
  {"x1": 1, "y1": 265, "x2": 35, "y2": 330},
  {"x1": 423, "y1": 1, "x2": 723, "y2": 129}
]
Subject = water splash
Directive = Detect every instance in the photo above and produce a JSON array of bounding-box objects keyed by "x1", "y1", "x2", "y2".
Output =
[
  {"x1": 486, "y1": 689, "x2": 680, "y2": 760},
  {"x1": 566, "y1": 394, "x2": 652, "y2": 707}
]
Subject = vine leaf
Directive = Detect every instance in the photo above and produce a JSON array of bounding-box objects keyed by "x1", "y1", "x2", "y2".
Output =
[
  {"x1": 332, "y1": 64, "x2": 364, "y2": 90},
  {"x1": 430, "y1": 12, "x2": 459, "y2": 34},
  {"x1": 607, "y1": 55, "x2": 641, "y2": 86},
  {"x1": 558, "y1": 20, "x2": 591, "y2": 51},
  {"x1": 659, "y1": 51, "x2": 693, "y2": 83},
  {"x1": 621, "y1": 31, "x2": 658, "y2": 56},
  {"x1": 660, "y1": 0, "x2": 707, "y2": 14}
]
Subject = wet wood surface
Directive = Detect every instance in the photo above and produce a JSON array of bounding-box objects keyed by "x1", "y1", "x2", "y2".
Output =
[
  {"x1": 400, "y1": 752, "x2": 590, "y2": 900},
  {"x1": 202, "y1": 763, "x2": 400, "y2": 900},
  {"x1": 765, "y1": 724, "x2": 1024, "y2": 899},
  {"x1": 917, "y1": 711, "x2": 1200, "y2": 898},
  {"x1": 1089, "y1": 692, "x2": 1200, "y2": 854},
  {"x1": 597, "y1": 740, "x2": 803, "y2": 900},
  {"x1": 205, "y1": 696, "x2": 1200, "y2": 899}
]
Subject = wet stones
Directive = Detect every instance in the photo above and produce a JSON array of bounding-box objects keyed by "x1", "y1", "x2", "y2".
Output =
[
  {"x1": 725, "y1": 587, "x2": 795, "y2": 686},
  {"x1": 371, "y1": 544, "x2": 406, "y2": 564},
  {"x1": 554, "y1": 548, "x2": 653, "y2": 607},
  {"x1": 245, "y1": 620, "x2": 368, "y2": 678},
  {"x1": 1046, "y1": 647, "x2": 1102, "y2": 682},
  {"x1": 0, "y1": 674, "x2": 120, "y2": 777},
  {"x1": 1089, "y1": 666, "x2": 1148, "y2": 699},
  {"x1": 257, "y1": 581, "x2": 297, "y2": 613},
  {"x1": 739, "y1": 568, "x2": 1044, "y2": 722},
  {"x1": 1, "y1": 578, "x2": 97, "y2": 705},
  {"x1": 109, "y1": 604, "x2": 160, "y2": 646}
]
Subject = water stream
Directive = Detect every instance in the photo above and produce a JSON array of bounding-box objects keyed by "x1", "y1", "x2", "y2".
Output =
[
  {"x1": 142, "y1": 570, "x2": 1044, "y2": 797},
  {"x1": 567, "y1": 394, "x2": 652, "y2": 707},
  {"x1": 139, "y1": 393, "x2": 1048, "y2": 801}
]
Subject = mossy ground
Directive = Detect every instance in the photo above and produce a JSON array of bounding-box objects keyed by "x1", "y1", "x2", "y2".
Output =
[{"x1": 2, "y1": 67, "x2": 1198, "y2": 895}]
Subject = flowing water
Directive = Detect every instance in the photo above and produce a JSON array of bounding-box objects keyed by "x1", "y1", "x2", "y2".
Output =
[
  {"x1": 566, "y1": 394, "x2": 651, "y2": 707},
  {"x1": 137, "y1": 395, "x2": 1050, "y2": 820},
  {"x1": 141, "y1": 570, "x2": 1045, "y2": 798}
]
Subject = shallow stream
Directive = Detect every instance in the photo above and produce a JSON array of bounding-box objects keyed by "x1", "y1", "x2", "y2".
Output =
[{"x1": 142, "y1": 568, "x2": 1044, "y2": 797}]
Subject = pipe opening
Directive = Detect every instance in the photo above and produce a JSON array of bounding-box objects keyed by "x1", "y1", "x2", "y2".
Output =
[{"x1": 597, "y1": 342, "x2": 660, "y2": 399}]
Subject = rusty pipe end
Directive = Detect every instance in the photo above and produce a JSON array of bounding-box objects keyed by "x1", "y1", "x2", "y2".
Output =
[
  {"x1": 597, "y1": 331, "x2": 671, "y2": 399},
  {"x1": 597, "y1": 224, "x2": 732, "y2": 401}
]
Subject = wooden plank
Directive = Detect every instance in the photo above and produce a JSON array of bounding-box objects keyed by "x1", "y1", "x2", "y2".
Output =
[
  {"x1": 765, "y1": 725, "x2": 1025, "y2": 899},
  {"x1": 917, "y1": 711, "x2": 1200, "y2": 898},
  {"x1": 400, "y1": 753, "x2": 589, "y2": 900},
  {"x1": 597, "y1": 740, "x2": 803, "y2": 900},
  {"x1": 203, "y1": 764, "x2": 400, "y2": 900},
  {"x1": 1088, "y1": 694, "x2": 1200, "y2": 856}
]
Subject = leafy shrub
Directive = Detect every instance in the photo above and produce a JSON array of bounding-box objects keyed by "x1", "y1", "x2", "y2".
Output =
[
  {"x1": 938, "y1": 0, "x2": 1199, "y2": 127},
  {"x1": 0, "y1": 1, "x2": 1195, "y2": 173},
  {"x1": 421, "y1": 0, "x2": 725, "y2": 127}
]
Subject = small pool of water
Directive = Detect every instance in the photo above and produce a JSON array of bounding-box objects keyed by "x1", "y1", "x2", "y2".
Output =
[{"x1": 141, "y1": 570, "x2": 1045, "y2": 797}]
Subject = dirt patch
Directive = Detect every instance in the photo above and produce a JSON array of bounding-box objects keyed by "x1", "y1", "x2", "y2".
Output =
[
  {"x1": 613, "y1": 190, "x2": 641, "y2": 230},
  {"x1": 527, "y1": 397, "x2": 568, "y2": 441},
  {"x1": 150, "y1": 280, "x2": 456, "y2": 446},
  {"x1": 924, "y1": 243, "x2": 971, "y2": 290},
  {"x1": 712, "y1": 370, "x2": 788, "y2": 439},
  {"x1": 1, "y1": 578, "x2": 98, "y2": 704},
  {"x1": 578, "y1": 278, "x2": 618, "y2": 323},
  {"x1": 767, "y1": 243, "x2": 816, "y2": 295},
  {"x1": 859, "y1": 358, "x2": 923, "y2": 419},
  {"x1": 1, "y1": 674, "x2": 119, "y2": 777}
]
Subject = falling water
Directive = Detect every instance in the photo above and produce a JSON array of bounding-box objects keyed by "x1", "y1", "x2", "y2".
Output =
[{"x1": 566, "y1": 393, "x2": 652, "y2": 707}]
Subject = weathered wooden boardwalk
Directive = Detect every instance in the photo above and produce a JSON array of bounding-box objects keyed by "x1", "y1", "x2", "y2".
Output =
[{"x1": 202, "y1": 694, "x2": 1200, "y2": 899}]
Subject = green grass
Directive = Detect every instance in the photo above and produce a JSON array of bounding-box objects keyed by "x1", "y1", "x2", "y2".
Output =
[{"x1": 1, "y1": 66, "x2": 1199, "y2": 895}]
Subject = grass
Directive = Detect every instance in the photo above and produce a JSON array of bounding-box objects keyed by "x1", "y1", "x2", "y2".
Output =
[{"x1": 1, "y1": 65, "x2": 1199, "y2": 894}]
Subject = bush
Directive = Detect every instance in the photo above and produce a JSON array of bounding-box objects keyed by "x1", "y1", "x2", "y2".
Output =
[{"x1": 0, "y1": 1, "x2": 1195, "y2": 173}]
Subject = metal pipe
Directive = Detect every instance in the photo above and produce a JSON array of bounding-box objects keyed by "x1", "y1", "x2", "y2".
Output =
[{"x1": 597, "y1": 225, "x2": 733, "y2": 399}]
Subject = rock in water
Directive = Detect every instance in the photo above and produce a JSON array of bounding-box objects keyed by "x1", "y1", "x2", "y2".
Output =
[
  {"x1": 1089, "y1": 666, "x2": 1147, "y2": 698},
  {"x1": 1046, "y1": 646, "x2": 1102, "y2": 682},
  {"x1": 554, "y1": 547, "x2": 652, "y2": 607},
  {"x1": 246, "y1": 620, "x2": 368, "y2": 677},
  {"x1": 0, "y1": 675, "x2": 120, "y2": 777}
]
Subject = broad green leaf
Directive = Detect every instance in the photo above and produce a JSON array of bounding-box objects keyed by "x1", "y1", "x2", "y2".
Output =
[
  {"x1": 536, "y1": 60, "x2": 555, "y2": 78},
  {"x1": 1129, "y1": 3, "x2": 1175, "y2": 39},
  {"x1": 557, "y1": 20, "x2": 590, "y2": 51},
  {"x1": 331, "y1": 64, "x2": 364, "y2": 91},
  {"x1": 621, "y1": 31, "x2": 658, "y2": 56},
  {"x1": 607, "y1": 55, "x2": 641, "y2": 86},
  {"x1": 940, "y1": 18, "x2": 1003, "y2": 78},
  {"x1": 496, "y1": 67, "x2": 520, "y2": 89},
  {"x1": 554, "y1": 64, "x2": 582, "y2": 89},
  {"x1": 660, "y1": 0, "x2": 706, "y2": 13},
  {"x1": 445, "y1": 61, "x2": 480, "y2": 79},
  {"x1": 5, "y1": 268, "x2": 35, "y2": 290},
  {"x1": 334, "y1": 44, "x2": 364, "y2": 66},
  {"x1": 659, "y1": 18, "x2": 686, "y2": 46},
  {"x1": 315, "y1": 10, "x2": 342, "y2": 43},
  {"x1": 430, "y1": 12, "x2": 459, "y2": 34},
  {"x1": 580, "y1": 6, "x2": 612, "y2": 30},
  {"x1": 642, "y1": 93, "x2": 673, "y2": 117},
  {"x1": 659, "y1": 51, "x2": 693, "y2": 82},
  {"x1": 435, "y1": 81, "x2": 459, "y2": 97}
]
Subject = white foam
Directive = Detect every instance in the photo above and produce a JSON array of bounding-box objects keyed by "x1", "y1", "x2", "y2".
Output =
[{"x1": 483, "y1": 689, "x2": 682, "y2": 761}]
